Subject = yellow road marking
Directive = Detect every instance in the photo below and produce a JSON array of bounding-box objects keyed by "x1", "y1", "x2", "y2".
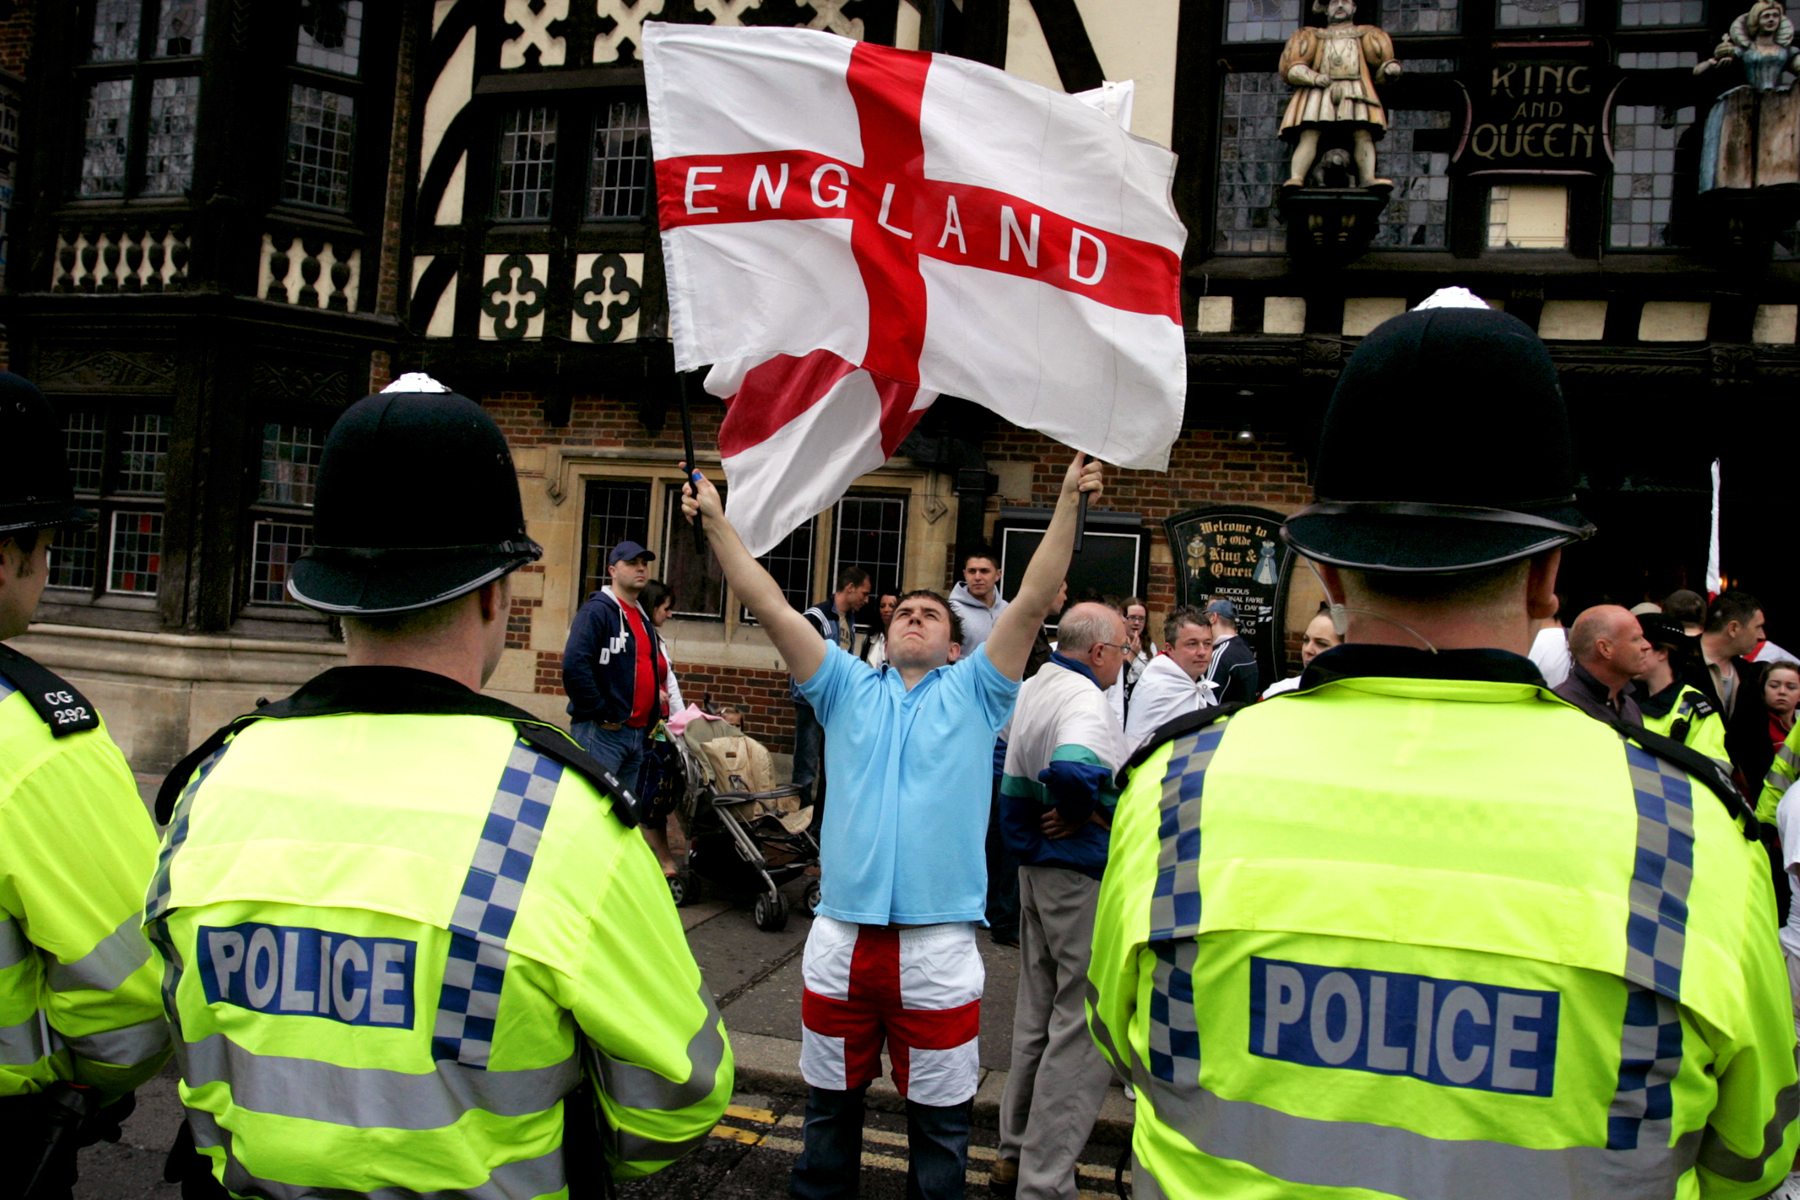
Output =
[
  {"x1": 724, "y1": 1104, "x2": 777, "y2": 1124},
  {"x1": 710, "y1": 1126, "x2": 765, "y2": 1145}
]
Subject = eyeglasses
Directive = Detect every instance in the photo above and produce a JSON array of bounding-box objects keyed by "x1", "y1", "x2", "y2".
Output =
[{"x1": 1098, "y1": 642, "x2": 1134, "y2": 655}]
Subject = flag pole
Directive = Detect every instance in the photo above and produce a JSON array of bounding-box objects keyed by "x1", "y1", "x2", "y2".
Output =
[
  {"x1": 680, "y1": 371, "x2": 706, "y2": 557},
  {"x1": 1074, "y1": 492, "x2": 1088, "y2": 554}
]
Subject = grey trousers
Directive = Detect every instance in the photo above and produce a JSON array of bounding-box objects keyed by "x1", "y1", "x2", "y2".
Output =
[{"x1": 997, "y1": 865, "x2": 1117, "y2": 1200}]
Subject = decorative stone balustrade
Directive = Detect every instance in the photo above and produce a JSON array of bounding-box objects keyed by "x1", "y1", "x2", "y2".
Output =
[
  {"x1": 258, "y1": 234, "x2": 363, "y2": 312},
  {"x1": 52, "y1": 225, "x2": 191, "y2": 293}
]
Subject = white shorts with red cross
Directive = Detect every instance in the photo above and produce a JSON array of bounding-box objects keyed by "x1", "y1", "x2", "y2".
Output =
[{"x1": 799, "y1": 916, "x2": 984, "y2": 1107}]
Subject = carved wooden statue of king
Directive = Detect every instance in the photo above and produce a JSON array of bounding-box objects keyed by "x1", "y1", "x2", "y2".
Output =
[{"x1": 1278, "y1": 0, "x2": 1403, "y2": 190}]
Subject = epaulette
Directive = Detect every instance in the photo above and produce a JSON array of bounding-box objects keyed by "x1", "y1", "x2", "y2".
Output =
[
  {"x1": 1682, "y1": 691, "x2": 1717, "y2": 719},
  {"x1": 1115, "y1": 702, "x2": 1248, "y2": 790},
  {"x1": 155, "y1": 690, "x2": 639, "y2": 828},
  {"x1": 0, "y1": 644, "x2": 101, "y2": 737}
]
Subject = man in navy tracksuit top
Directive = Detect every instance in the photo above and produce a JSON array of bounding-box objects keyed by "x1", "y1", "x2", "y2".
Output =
[{"x1": 561, "y1": 540, "x2": 667, "y2": 797}]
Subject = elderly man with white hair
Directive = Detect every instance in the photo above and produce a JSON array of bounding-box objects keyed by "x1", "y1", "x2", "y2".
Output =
[{"x1": 991, "y1": 602, "x2": 1131, "y2": 1200}]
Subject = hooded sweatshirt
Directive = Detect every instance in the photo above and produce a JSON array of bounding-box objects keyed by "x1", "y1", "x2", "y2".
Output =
[{"x1": 948, "y1": 581, "x2": 1009, "y2": 651}]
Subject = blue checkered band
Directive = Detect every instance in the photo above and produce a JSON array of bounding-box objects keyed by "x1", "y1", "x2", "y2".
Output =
[
  {"x1": 1148, "y1": 723, "x2": 1227, "y2": 943},
  {"x1": 432, "y1": 739, "x2": 563, "y2": 1070},
  {"x1": 147, "y1": 743, "x2": 234, "y2": 923},
  {"x1": 1607, "y1": 985, "x2": 1682, "y2": 1151},
  {"x1": 1148, "y1": 940, "x2": 1200, "y2": 1084},
  {"x1": 1623, "y1": 743, "x2": 1694, "y2": 1001}
]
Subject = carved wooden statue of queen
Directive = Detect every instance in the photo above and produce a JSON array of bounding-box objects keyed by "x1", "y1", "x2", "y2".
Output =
[
  {"x1": 1695, "y1": 0, "x2": 1800, "y2": 191},
  {"x1": 1278, "y1": 0, "x2": 1403, "y2": 190}
]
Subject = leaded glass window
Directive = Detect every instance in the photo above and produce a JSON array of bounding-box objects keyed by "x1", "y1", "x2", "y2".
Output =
[
  {"x1": 744, "y1": 517, "x2": 816, "y2": 622},
  {"x1": 1609, "y1": 104, "x2": 1695, "y2": 247},
  {"x1": 1215, "y1": 73, "x2": 1288, "y2": 253},
  {"x1": 1618, "y1": 49, "x2": 1700, "y2": 67},
  {"x1": 1618, "y1": 0, "x2": 1705, "y2": 24},
  {"x1": 1497, "y1": 0, "x2": 1585, "y2": 26},
  {"x1": 154, "y1": 0, "x2": 206, "y2": 57},
  {"x1": 833, "y1": 495, "x2": 906, "y2": 598},
  {"x1": 283, "y1": 85, "x2": 355, "y2": 210},
  {"x1": 297, "y1": 0, "x2": 364, "y2": 75},
  {"x1": 581, "y1": 481, "x2": 651, "y2": 595},
  {"x1": 260, "y1": 424, "x2": 324, "y2": 506},
  {"x1": 589, "y1": 101, "x2": 651, "y2": 220},
  {"x1": 1224, "y1": 0, "x2": 1301, "y2": 42},
  {"x1": 497, "y1": 107, "x2": 557, "y2": 221},
  {"x1": 89, "y1": 0, "x2": 141, "y2": 63},
  {"x1": 663, "y1": 482, "x2": 728, "y2": 619},
  {"x1": 1386, "y1": 0, "x2": 1462, "y2": 33},
  {"x1": 143, "y1": 75, "x2": 201, "y2": 196},
  {"x1": 80, "y1": 79, "x2": 134, "y2": 196},
  {"x1": 250, "y1": 520, "x2": 312, "y2": 604},
  {"x1": 65, "y1": 412, "x2": 106, "y2": 493},
  {"x1": 119, "y1": 413, "x2": 171, "y2": 494},
  {"x1": 1373, "y1": 111, "x2": 1452, "y2": 248},
  {"x1": 109, "y1": 511, "x2": 163, "y2": 594},
  {"x1": 49, "y1": 526, "x2": 101, "y2": 592}
]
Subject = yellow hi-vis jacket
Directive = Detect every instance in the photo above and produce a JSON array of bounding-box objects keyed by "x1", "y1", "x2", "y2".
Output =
[
  {"x1": 1762, "y1": 723, "x2": 1800, "y2": 823},
  {"x1": 0, "y1": 646, "x2": 169, "y2": 1101},
  {"x1": 1641, "y1": 683, "x2": 1732, "y2": 778},
  {"x1": 148, "y1": 666, "x2": 731, "y2": 1197},
  {"x1": 1089, "y1": 645, "x2": 1798, "y2": 1200}
]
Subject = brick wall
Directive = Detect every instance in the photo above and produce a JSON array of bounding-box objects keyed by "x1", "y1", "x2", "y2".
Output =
[{"x1": 0, "y1": 0, "x2": 35, "y2": 76}]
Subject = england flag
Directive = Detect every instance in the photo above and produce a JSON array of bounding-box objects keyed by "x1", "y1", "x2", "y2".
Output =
[{"x1": 646, "y1": 22, "x2": 1187, "y2": 555}]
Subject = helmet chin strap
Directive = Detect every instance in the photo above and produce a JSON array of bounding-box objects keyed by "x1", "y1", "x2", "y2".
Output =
[{"x1": 1305, "y1": 558, "x2": 1439, "y2": 655}]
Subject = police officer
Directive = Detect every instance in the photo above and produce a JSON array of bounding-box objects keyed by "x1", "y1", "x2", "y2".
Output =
[
  {"x1": 1087, "y1": 300, "x2": 1800, "y2": 1199},
  {"x1": 0, "y1": 372, "x2": 171, "y2": 1196},
  {"x1": 152, "y1": 376, "x2": 731, "y2": 1197}
]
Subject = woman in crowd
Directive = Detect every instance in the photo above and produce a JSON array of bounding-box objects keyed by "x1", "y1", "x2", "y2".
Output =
[
  {"x1": 637, "y1": 580, "x2": 684, "y2": 879},
  {"x1": 1263, "y1": 605, "x2": 1343, "y2": 698},
  {"x1": 864, "y1": 589, "x2": 899, "y2": 668},
  {"x1": 1767, "y1": 660, "x2": 1800, "y2": 750}
]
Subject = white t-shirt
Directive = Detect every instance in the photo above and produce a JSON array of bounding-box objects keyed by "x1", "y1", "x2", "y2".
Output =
[
  {"x1": 1779, "y1": 782, "x2": 1800, "y2": 958},
  {"x1": 1262, "y1": 675, "x2": 1302, "y2": 699},
  {"x1": 1529, "y1": 625, "x2": 1572, "y2": 689}
]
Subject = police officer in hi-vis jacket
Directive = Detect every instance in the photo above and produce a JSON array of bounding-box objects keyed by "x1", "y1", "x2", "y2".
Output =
[
  {"x1": 151, "y1": 375, "x2": 730, "y2": 1197},
  {"x1": 1088, "y1": 297, "x2": 1799, "y2": 1200}
]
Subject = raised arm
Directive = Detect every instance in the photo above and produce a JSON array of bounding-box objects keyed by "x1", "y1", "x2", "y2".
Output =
[
  {"x1": 985, "y1": 454, "x2": 1104, "y2": 681},
  {"x1": 679, "y1": 466, "x2": 828, "y2": 685}
]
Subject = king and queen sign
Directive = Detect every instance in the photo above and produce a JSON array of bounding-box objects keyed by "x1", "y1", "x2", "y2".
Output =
[
  {"x1": 1251, "y1": 958, "x2": 1560, "y2": 1096},
  {"x1": 1164, "y1": 506, "x2": 1290, "y2": 683},
  {"x1": 1451, "y1": 56, "x2": 1626, "y2": 177}
]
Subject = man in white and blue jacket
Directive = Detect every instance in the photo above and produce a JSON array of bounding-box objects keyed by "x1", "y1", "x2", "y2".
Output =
[
  {"x1": 561, "y1": 540, "x2": 667, "y2": 791},
  {"x1": 993, "y1": 602, "x2": 1131, "y2": 1200}
]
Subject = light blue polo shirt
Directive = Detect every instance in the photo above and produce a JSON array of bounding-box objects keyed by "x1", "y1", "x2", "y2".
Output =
[{"x1": 799, "y1": 641, "x2": 1019, "y2": 925}]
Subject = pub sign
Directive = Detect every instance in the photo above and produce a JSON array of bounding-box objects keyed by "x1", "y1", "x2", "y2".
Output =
[
  {"x1": 1164, "y1": 506, "x2": 1295, "y2": 691},
  {"x1": 1452, "y1": 52, "x2": 1625, "y2": 176}
]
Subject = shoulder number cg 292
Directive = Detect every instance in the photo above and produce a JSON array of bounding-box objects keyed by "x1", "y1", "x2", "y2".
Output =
[{"x1": 43, "y1": 691, "x2": 91, "y2": 727}]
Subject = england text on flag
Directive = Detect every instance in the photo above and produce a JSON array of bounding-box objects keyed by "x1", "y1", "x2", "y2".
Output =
[{"x1": 645, "y1": 23, "x2": 1187, "y2": 556}]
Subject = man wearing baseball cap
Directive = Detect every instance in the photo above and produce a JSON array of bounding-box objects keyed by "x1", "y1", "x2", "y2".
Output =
[
  {"x1": 150, "y1": 376, "x2": 728, "y2": 1196},
  {"x1": 562, "y1": 538, "x2": 668, "y2": 830},
  {"x1": 1088, "y1": 298, "x2": 1797, "y2": 1198},
  {"x1": 1201, "y1": 598, "x2": 1261, "y2": 707}
]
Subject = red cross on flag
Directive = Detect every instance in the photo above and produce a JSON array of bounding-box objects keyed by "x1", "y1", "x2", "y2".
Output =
[{"x1": 645, "y1": 22, "x2": 1187, "y2": 556}]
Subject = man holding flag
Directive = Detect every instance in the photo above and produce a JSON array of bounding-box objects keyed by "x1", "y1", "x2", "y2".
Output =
[{"x1": 681, "y1": 453, "x2": 1101, "y2": 1200}]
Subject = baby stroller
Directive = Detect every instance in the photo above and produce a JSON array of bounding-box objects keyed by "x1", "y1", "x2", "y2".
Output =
[{"x1": 666, "y1": 716, "x2": 821, "y2": 931}]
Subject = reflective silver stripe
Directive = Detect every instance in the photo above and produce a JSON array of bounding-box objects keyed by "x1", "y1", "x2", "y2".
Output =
[
  {"x1": 616, "y1": 1122, "x2": 711, "y2": 1166},
  {"x1": 0, "y1": 916, "x2": 28, "y2": 971},
  {"x1": 587, "y1": 984, "x2": 725, "y2": 1113},
  {"x1": 0, "y1": 1012, "x2": 50, "y2": 1066},
  {"x1": 63, "y1": 1017, "x2": 169, "y2": 1067},
  {"x1": 1776, "y1": 743, "x2": 1800, "y2": 774},
  {"x1": 1130, "y1": 1047, "x2": 1702, "y2": 1200},
  {"x1": 48, "y1": 913, "x2": 152, "y2": 994},
  {"x1": 1696, "y1": 1080, "x2": 1800, "y2": 1183},
  {"x1": 189, "y1": 1109, "x2": 567, "y2": 1200},
  {"x1": 185, "y1": 1032, "x2": 577, "y2": 1130},
  {"x1": 1130, "y1": 1151, "x2": 1170, "y2": 1200},
  {"x1": 1085, "y1": 978, "x2": 1124, "y2": 1071}
]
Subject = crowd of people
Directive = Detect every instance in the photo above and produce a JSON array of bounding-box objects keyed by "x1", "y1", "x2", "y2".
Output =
[{"x1": 4, "y1": 294, "x2": 1800, "y2": 1200}]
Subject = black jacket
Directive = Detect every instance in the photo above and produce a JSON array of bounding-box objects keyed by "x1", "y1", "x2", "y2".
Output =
[{"x1": 1205, "y1": 633, "x2": 1261, "y2": 707}]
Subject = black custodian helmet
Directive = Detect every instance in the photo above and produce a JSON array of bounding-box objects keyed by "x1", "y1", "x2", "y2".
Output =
[
  {"x1": 287, "y1": 375, "x2": 543, "y2": 614},
  {"x1": 1282, "y1": 302, "x2": 1595, "y2": 574},
  {"x1": 0, "y1": 371, "x2": 95, "y2": 535}
]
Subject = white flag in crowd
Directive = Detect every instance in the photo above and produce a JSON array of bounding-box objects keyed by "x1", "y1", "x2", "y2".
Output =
[{"x1": 645, "y1": 22, "x2": 1187, "y2": 555}]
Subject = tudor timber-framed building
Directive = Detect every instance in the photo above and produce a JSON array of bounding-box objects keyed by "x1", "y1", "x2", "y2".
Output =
[{"x1": 2, "y1": 0, "x2": 1795, "y2": 774}]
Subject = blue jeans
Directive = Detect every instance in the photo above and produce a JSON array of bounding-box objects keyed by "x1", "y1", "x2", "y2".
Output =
[
  {"x1": 789, "y1": 1084, "x2": 972, "y2": 1200},
  {"x1": 571, "y1": 721, "x2": 648, "y2": 797},
  {"x1": 792, "y1": 699, "x2": 827, "y2": 813}
]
